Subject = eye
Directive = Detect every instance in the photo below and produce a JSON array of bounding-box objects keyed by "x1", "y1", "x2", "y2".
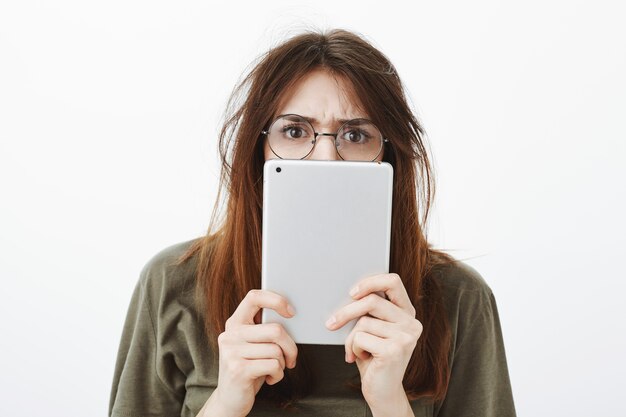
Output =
[
  {"x1": 342, "y1": 128, "x2": 371, "y2": 144},
  {"x1": 281, "y1": 124, "x2": 310, "y2": 140}
]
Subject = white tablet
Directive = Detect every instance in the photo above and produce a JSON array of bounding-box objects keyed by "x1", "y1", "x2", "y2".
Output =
[{"x1": 261, "y1": 159, "x2": 393, "y2": 344}]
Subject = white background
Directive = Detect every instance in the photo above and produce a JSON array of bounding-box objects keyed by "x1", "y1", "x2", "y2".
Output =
[{"x1": 1, "y1": 1, "x2": 624, "y2": 416}]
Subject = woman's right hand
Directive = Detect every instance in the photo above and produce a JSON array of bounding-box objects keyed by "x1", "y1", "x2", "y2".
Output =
[{"x1": 200, "y1": 289, "x2": 298, "y2": 417}]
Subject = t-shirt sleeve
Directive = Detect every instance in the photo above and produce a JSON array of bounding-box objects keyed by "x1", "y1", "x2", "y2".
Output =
[
  {"x1": 108, "y1": 275, "x2": 185, "y2": 417},
  {"x1": 435, "y1": 288, "x2": 516, "y2": 417}
]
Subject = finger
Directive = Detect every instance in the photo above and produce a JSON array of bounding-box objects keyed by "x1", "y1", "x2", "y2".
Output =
[
  {"x1": 238, "y1": 343, "x2": 286, "y2": 370},
  {"x1": 227, "y1": 289, "x2": 295, "y2": 328},
  {"x1": 246, "y1": 358, "x2": 285, "y2": 385},
  {"x1": 350, "y1": 273, "x2": 415, "y2": 314},
  {"x1": 352, "y1": 315, "x2": 396, "y2": 338},
  {"x1": 344, "y1": 316, "x2": 395, "y2": 362},
  {"x1": 327, "y1": 293, "x2": 403, "y2": 330},
  {"x1": 239, "y1": 324, "x2": 298, "y2": 368},
  {"x1": 352, "y1": 331, "x2": 386, "y2": 360}
]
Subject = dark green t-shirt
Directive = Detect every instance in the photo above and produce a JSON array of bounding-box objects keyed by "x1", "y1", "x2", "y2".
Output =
[{"x1": 109, "y1": 239, "x2": 516, "y2": 417}]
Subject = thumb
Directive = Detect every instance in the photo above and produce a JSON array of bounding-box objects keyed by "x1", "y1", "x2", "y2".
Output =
[{"x1": 253, "y1": 376, "x2": 265, "y2": 394}]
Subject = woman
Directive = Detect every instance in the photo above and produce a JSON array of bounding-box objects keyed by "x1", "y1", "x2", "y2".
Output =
[{"x1": 109, "y1": 29, "x2": 516, "y2": 417}]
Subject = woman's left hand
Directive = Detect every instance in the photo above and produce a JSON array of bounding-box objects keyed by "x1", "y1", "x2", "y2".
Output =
[{"x1": 325, "y1": 273, "x2": 422, "y2": 415}]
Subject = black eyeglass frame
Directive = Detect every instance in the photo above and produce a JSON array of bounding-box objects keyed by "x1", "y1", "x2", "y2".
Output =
[{"x1": 260, "y1": 113, "x2": 390, "y2": 161}]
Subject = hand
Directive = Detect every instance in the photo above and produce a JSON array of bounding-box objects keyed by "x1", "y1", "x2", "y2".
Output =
[
  {"x1": 206, "y1": 290, "x2": 298, "y2": 417},
  {"x1": 325, "y1": 273, "x2": 422, "y2": 414}
]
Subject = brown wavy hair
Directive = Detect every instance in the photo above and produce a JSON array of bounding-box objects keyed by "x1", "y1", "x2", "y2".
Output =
[{"x1": 178, "y1": 28, "x2": 455, "y2": 406}]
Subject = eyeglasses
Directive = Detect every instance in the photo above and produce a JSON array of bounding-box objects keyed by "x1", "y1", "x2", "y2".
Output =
[{"x1": 261, "y1": 114, "x2": 389, "y2": 161}]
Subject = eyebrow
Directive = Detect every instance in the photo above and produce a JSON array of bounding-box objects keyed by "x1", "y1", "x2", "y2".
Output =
[{"x1": 277, "y1": 114, "x2": 367, "y2": 125}]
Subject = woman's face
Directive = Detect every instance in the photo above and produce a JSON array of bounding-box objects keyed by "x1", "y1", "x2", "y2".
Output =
[{"x1": 263, "y1": 69, "x2": 384, "y2": 161}]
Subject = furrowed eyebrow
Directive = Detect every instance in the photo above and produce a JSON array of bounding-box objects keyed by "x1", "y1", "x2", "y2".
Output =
[
  {"x1": 275, "y1": 114, "x2": 367, "y2": 125},
  {"x1": 303, "y1": 116, "x2": 351, "y2": 125}
]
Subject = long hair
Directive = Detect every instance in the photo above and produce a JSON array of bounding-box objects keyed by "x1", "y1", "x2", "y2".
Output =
[{"x1": 178, "y1": 29, "x2": 455, "y2": 405}]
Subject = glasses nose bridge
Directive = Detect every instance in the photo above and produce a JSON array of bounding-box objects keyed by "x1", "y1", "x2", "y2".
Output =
[
  {"x1": 309, "y1": 130, "x2": 340, "y2": 160},
  {"x1": 314, "y1": 131, "x2": 338, "y2": 139},
  {"x1": 312, "y1": 131, "x2": 339, "y2": 147}
]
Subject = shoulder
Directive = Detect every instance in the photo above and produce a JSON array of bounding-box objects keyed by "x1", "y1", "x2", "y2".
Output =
[
  {"x1": 136, "y1": 237, "x2": 203, "y2": 308},
  {"x1": 429, "y1": 260, "x2": 516, "y2": 414},
  {"x1": 429, "y1": 259, "x2": 496, "y2": 327},
  {"x1": 429, "y1": 258, "x2": 501, "y2": 350},
  {"x1": 431, "y1": 259, "x2": 493, "y2": 297}
]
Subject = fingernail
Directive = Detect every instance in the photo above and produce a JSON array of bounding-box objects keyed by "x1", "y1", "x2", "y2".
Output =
[
  {"x1": 345, "y1": 351, "x2": 349, "y2": 362},
  {"x1": 349, "y1": 285, "x2": 359, "y2": 296},
  {"x1": 325, "y1": 315, "x2": 336, "y2": 328},
  {"x1": 287, "y1": 304, "x2": 295, "y2": 316}
]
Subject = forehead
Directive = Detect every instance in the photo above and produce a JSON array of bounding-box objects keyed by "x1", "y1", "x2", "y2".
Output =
[{"x1": 274, "y1": 69, "x2": 368, "y2": 122}]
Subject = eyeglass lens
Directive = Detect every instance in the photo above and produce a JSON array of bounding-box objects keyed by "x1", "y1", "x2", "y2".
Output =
[{"x1": 266, "y1": 115, "x2": 384, "y2": 161}]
